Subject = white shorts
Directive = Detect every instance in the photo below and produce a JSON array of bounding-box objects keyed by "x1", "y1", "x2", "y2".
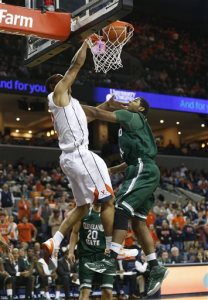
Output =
[{"x1": 60, "y1": 148, "x2": 114, "y2": 206}]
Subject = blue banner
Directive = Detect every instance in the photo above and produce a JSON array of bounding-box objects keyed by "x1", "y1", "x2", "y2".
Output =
[
  {"x1": 95, "y1": 87, "x2": 208, "y2": 114},
  {"x1": 0, "y1": 78, "x2": 47, "y2": 95}
]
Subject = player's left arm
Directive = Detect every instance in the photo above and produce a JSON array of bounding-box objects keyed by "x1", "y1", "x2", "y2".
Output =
[
  {"x1": 85, "y1": 98, "x2": 114, "y2": 123},
  {"x1": 82, "y1": 105, "x2": 118, "y2": 123}
]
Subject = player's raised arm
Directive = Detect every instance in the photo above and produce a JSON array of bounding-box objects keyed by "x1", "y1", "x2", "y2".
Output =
[
  {"x1": 82, "y1": 105, "x2": 118, "y2": 123},
  {"x1": 97, "y1": 95, "x2": 128, "y2": 111},
  {"x1": 53, "y1": 41, "x2": 88, "y2": 107}
]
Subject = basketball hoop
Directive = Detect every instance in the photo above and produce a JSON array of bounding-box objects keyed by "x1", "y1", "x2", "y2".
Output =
[{"x1": 86, "y1": 21, "x2": 134, "y2": 73}]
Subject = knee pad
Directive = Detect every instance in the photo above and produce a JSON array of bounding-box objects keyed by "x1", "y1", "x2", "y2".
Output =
[{"x1": 113, "y1": 208, "x2": 129, "y2": 230}]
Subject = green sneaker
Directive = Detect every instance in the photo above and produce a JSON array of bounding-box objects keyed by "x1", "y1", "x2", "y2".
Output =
[
  {"x1": 85, "y1": 257, "x2": 116, "y2": 275},
  {"x1": 147, "y1": 265, "x2": 169, "y2": 296}
]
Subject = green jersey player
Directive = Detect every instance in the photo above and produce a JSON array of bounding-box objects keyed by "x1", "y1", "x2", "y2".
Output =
[
  {"x1": 82, "y1": 97, "x2": 169, "y2": 297},
  {"x1": 68, "y1": 204, "x2": 114, "y2": 300}
]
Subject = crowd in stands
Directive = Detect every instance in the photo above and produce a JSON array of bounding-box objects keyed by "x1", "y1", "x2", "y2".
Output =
[
  {"x1": 160, "y1": 164, "x2": 208, "y2": 197},
  {"x1": 0, "y1": 160, "x2": 207, "y2": 299}
]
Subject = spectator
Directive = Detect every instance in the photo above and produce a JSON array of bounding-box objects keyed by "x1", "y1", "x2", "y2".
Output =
[
  {"x1": 17, "y1": 195, "x2": 31, "y2": 221},
  {"x1": 171, "y1": 210, "x2": 186, "y2": 230},
  {"x1": 124, "y1": 221, "x2": 137, "y2": 249},
  {"x1": 158, "y1": 251, "x2": 171, "y2": 265},
  {"x1": 48, "y1": 208, "x2": 62, "y2": 237},
  {"x1": 36, "y1": 253, "x2": 57, "y2": 300},
  {"x1": 195, "y1": 251, "x2": 205, "y2": 263},
  {"x1": 157, "y1": 220, "x2": 172, "y2": 251},
  {"x1": 4, "y1": 248, "x2": 34, "y2": 300},
  {"x1": 170, "y1": 246, "x2": 184, "y2": 264},
  {"x1": 172, "y1": 222, "x2": 184, "y2": 251},
  {"x1": 146, "y1": 210, "x2": 157, "y2": 227},
  {"x1": 154, "y1": 209, "x2": 168, "y2": 231},
  {"x1": 7, "y1": 215, "x2": 18, "y2": 247},
  {"x1": 0, "y1": 256, "x2": 13, "y2": 300},
  {"x1": 0, "y1": 211, "x2": 10, "y2": 245},
  {"x1": 17, "y1": 216, "x2": 37, "y2": 245},
  {"x1": 182, "y1": 218, "x2": 197, "y2": 251},
  {"x1": 184, "y1": 203, "x2": 198, "y2": 222},
  {"x1": 148, "y1": 224, "x2": 159, "y2": 246},
  {"x1": 40, "y1": 198, "x2": 52, "y2": 241},
  {"x1": 135, "y1": 251, "x2": 149, "y2": 298},
  {"x1": 0, "y1": 183, "x2": 15, "y2": 216},
  {"x1": 56, "y1": 249, "x2": 78, "y2": 300}
]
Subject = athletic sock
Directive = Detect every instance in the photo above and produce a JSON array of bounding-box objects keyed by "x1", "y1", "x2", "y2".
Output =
[
  {"x1": 53, "y1": 231, "x2": 64, "y2": 248},
  {"x1": 146, "y1": 253, "x2": 158, "y2": 269},
  {"x1": 105, "y1": 236, "x2": 112, "y2": 249},
  {"x1": 7, "y1": 289, "x2": 12, "y2": 296}
]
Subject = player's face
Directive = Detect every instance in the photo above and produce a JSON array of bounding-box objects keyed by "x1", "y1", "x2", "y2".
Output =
[{"x1": 128, "y1": 98, "x2": 144, "y2": 113}]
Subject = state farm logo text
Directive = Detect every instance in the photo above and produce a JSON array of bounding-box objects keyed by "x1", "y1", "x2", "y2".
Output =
[{"x1": 0, "y1": 9, "x2": 33, "y2": 28}]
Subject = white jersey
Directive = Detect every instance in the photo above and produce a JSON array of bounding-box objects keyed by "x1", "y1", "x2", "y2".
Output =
[{"x1": 48, "y1": 92, "x2": 89, "y2": 152}]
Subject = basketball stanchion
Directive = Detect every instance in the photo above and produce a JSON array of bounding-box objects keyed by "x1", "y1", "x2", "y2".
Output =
[{"x1": 86, "y1": 20, "x2": 134, "y2": 73}]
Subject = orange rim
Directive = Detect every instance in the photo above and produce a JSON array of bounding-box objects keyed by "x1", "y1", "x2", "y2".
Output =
[
  {"x1": 88, "y1": 33, "x2": 103, "y2": 42},
  {"x1": 103, "y1": 20, "x2": 134, "y2": 30}
]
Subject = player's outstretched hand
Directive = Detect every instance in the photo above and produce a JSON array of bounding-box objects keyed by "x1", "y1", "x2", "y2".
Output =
[{"x1": 108, "y1": 96, "x2": 128, "y2": 110}]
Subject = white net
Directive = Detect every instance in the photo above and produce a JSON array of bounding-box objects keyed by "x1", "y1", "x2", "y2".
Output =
[{"x1": 86, "y1": 21, "x2": 134, "y2": 73}]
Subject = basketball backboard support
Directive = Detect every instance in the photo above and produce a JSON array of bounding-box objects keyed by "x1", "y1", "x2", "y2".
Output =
[{"x1": 24, "y1": 0, "x2": 133, "y2": 67}]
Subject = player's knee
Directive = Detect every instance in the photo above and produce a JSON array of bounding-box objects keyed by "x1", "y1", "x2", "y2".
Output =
[
  {"x1": 79, "y1": 288, "x2": 91, "y2": 300},
  {"x1": 101, "y1": 288, "x2": 112, "y2": 299},
  {"x1": 113, "y1": 208, "x2": 129, "y2": 230},
  {"x1": 132, "y1": 218, "x2": 146, "y2": 234}
]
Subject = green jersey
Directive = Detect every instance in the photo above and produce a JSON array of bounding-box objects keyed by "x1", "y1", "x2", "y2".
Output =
[
  {"x1": 77, "y1": 207, "x2": 106, "y2": 256},
  {"x1": 115, "y1": 110, "x2": 157, "y2": 165}
]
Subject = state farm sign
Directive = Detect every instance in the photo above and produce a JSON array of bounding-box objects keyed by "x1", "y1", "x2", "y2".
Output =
[
  {"x1": 0, "y1": 3, "x2": 70, "y2": 40},
  {"x1": 0, "y1": 9, "x2": 33, "y2": 28}
]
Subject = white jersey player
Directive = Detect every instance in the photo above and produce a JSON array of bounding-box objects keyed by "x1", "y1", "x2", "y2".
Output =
[{"x1": 42, "y1": 41, "x2": 115, "y2": 268}]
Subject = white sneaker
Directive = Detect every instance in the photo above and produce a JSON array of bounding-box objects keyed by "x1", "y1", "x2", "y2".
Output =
[
  {"x1": 117, "y1": 248, "x2": 138, "y2": 260},
  {"x1": 41, "y1": 238, "x2": 59, "y2": 270}
]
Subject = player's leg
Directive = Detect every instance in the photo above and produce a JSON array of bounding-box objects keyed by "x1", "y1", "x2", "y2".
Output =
[
  {"x1": 101, "y1": 288, "x2": 113, "y2": 300},
  {"x1": 87, "y1": 151, "x2": 115, "y2": 247},
  {"x1": 79, "y1": 256, "x2": 95, "y2": 300},
  {"x1": 42, "y1": 151, "x2": 93, "y2": 266},
  {"x1": 85, "y1": 166, "x2": 137, "y2": 275},
  {"x1": 41, "y1": 203, "x2": 89, "y2": 267},
  {"x1": 100, "y1": 272, "x2": 114, "y2": 300},
  {"x1": 132, "y1": 218, "x2": 168, "y2": 296},
  {"x1": 79, "y1": 288, "x2": 91, "y2": 300},
  {"x1": 100, "y1": 198, "x2": 115, "y2": 244}
]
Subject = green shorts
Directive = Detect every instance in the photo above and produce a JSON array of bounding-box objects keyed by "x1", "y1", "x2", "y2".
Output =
[
  {"x1": 79, "y1": 253, "x2": 114, "y2": 290},
  {"x1": 115, "y1": 159, "x2": 160, "y2": 220}
]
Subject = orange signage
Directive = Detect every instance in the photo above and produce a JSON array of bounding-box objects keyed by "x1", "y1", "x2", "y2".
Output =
[
  {"x1": 0, "y1": 3, "x2": 70, "y2": 40},
  {"x1": 161, "y1": 265, "x2": 208, "y2": 295}
]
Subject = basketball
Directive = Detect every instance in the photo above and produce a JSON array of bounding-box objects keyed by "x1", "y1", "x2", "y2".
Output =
[{"x1": 102, "y1": 21, "x2": 128, "y2": 45}]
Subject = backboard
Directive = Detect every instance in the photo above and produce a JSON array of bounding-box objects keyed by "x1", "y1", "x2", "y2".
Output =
[{"x1": 24, "y1": 0, "x2": 133, "y2": 67}]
